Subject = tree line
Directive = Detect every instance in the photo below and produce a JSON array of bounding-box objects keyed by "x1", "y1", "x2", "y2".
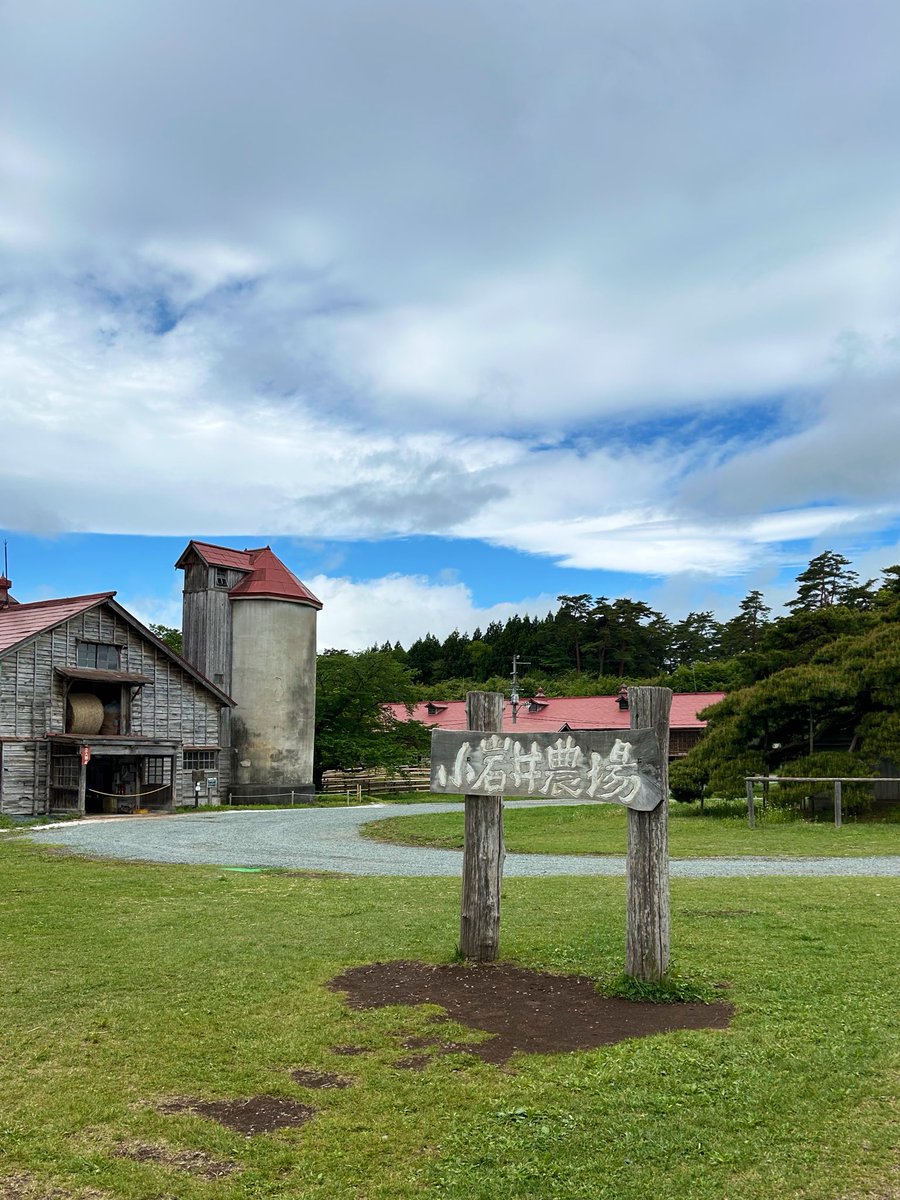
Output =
[{"x1": 352, "y1": 550, "x2": 881, "y2": 699}]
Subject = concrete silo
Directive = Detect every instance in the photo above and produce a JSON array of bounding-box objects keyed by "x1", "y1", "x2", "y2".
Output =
[{"x1": 177, "y1": 542, "x2": 322, "y2": 801}]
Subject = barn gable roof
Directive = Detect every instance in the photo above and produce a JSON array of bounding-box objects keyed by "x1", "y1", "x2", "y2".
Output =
[
  {"x1": 0, "y1": 591, "x2": 234, "y2": 706},
  {"x1": 175, "y1": 540, "x2": 258, "y2": 572},
  {"x1": 0, "y1": 592, "x2": 115, "y2": 655}
]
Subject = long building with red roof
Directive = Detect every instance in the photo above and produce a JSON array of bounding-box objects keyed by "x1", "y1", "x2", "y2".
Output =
[{"x1": 384, "y1": 689, "x2": 725, "y2": 757}]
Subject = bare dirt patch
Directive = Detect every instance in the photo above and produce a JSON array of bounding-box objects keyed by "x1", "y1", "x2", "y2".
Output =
[
  {"x1": 394, "y1": 1054, "x2": 432, "y2": 1071},
  {"x1": 159, "y1": 1095, "x2": 316, "y2": 1136},
  {"x1": 330, "y1": 1044, "x2": 368, "y2": 1056},
  {"x1": 114, "y1": 1140, "x2": 236, "y2": 1179},
  {"x1": 0, "y1": 1175, "x2": 108, "y2": 1200},
  {"x1": 329, "y1": 961, "x2": 733, "y2": 1066},
  {"x1": 394, "y1": 1034, "x2": 485, "y2": 1069},
  {"x1": 289, "y1": 1068, "x2": 353, "y2": 1089}
]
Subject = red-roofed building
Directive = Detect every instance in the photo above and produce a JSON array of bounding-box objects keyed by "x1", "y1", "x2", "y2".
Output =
[
  {"x1": 1, "y1": 539, "x2": 322, "y2": 817},
  {"x1": 384, "y1": 690, "x2": 725, "y2": 758},
  {"x1": 176, "y1": 541, "x2": 321, "y2": 801},
  {"x1": 0, "y1": 586, "x2": 233, "y2": 817}
]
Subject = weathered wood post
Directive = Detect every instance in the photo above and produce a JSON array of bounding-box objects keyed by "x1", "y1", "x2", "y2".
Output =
[
  {"x1": 834, "y1": 779, "x2": 842, "y2": 829},
  {"x1": 459, "y1": 690, "x2": 505, "y2": 962},
  {"x1": 77, "y1": 754, "x2": 88, "y2": 816},
  {"x1": 626, "y1": 687, "x2": 672, "y2": 981},
  {"x1": 746, "y1": 778, "x2": 756, "y2": 828}
]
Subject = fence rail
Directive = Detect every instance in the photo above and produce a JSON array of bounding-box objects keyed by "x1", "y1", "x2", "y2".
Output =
[
  {"x1": 319, "y1": 766, "x2": 431, "y2": 797},
  {"x1": 744, "y1": 775, "x2": 900, "y2": 829}
]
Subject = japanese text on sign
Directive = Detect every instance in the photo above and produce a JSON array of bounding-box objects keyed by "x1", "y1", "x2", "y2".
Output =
[{"x1": 430, "y1": 729, "x2": 662, "y2": 810}]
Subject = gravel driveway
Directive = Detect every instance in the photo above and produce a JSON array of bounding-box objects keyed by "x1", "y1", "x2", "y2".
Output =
[{"x1": 22, "y1": 802, "x2": 900, "y2": 877}]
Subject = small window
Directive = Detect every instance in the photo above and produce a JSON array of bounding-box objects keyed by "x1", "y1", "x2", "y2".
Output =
[
  {"x1": 184, "y1": 749, "x2": 218, "y2": 771},
  {"x1": 76, "y1": 642, "x2": 120, "y2": 670},
  {"x1": 215, "y1": 569, "x2": 229, "y2": 588},
  {"x1": 53, "y1": 757, "x2": 80, "y2": 789},
  {"x1": 142, "y1": 758, "x2": 167, "y2": 786}
]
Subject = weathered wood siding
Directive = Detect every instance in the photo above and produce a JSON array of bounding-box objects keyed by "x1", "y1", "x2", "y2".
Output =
[
  {"x1": 0, "y1": 601, "x2": 230, "y2": 814},
  {"x1": 0, "y1": 740, "x2": 47, "y2": 816},
  {"x1": 181, "y1": 558, "x2": 241, "y2": 691}
]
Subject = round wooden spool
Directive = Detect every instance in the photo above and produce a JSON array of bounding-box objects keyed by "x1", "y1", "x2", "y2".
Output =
[{"x1": 66, "y1": 693, "x2": 104, "y2": 735}]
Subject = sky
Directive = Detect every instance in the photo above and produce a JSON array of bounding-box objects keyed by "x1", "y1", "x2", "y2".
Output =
[{"x1": 2, "y1": 1, "x2": 900, "y2": 650}]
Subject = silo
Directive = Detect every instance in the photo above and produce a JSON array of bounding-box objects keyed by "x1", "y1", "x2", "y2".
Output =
[
  {"x1": 227, "y1": 547, "x2": 322, "y2": 801},
  {"x1": 177, "y1": 540, "x2": 321, "y2": 801}
]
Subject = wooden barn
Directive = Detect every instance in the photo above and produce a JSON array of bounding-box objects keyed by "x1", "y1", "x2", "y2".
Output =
[{"x1": 0, "y1": 577, "x2": 233, "y2": 817}]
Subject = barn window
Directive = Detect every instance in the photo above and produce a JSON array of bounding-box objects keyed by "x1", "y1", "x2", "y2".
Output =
[
  {"x1": 142, "y1": 758, "x2": 167, "y2": 786},
  {"x1": 215, "y1": 569, "x2": 229, "y2": 588},
  {"x1": 76, "y1": 642, "x2": 120, "y2": 670},
  {"x1": 184, "y1": 750, "x2": 218, "y2": 771},
  {"x1": 53, "y1": 757, "x2": 80, "y2": 790}
]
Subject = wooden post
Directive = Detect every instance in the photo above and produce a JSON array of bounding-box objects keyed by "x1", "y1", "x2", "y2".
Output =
[
  {"x1": 626, "y1": 687, "x2": 672, "y2": 982},
  {"x1": 459, "y1": 691, "x2": 505, "y2": 962},
  {"x1": 77, "y1": 759, "x2": 87, "y2": 816},
  {"x1": 834, "y1": 779, "x2": 842, "y2": 829},
  {"x1": 746, "y1": 778, "x2": 756, "y2": 828}
]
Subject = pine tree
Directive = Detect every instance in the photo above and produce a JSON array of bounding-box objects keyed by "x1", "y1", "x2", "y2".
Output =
[
  {"x1": 720, "y1": 590, "x2": 771, "y2": 656},
  {"x1": 787, "y1": 551, "x2": 869, "y2": 612}
]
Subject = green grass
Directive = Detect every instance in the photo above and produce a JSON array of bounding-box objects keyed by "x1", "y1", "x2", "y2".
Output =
[
  {"x1": 363, "y1": 799, "x2": 900, "y2": 858},
  {"x1": 0, "y1": 812, "x2": 81, "y2": 832},
  {"x1": 0, "y1": 839, "x2": 898, "y2": 1200}
]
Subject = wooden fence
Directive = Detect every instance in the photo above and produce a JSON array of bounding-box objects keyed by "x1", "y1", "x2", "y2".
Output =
[
  {"x1": 745, "y1": 775, "x2": 900, "y2": 828},
  {"x1": 319, "y1": 765, "x2": 431, "y2": 797}
]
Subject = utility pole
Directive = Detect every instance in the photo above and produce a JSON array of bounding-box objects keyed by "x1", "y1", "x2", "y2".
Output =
[{"x1": 510, "y1": 653, "x2": 530, "y2": 725}]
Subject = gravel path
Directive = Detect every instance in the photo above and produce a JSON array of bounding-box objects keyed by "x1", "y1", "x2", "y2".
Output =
[{"x1": 22, "y1": 803, "x2": 900, "y2": 877}]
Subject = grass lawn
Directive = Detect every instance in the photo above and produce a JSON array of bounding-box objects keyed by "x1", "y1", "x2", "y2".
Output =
[
  {"x1": 362, "y1": 799, "x2": 900, "y2": 858},
  {"x1": 1, "y1": 838, "x2": 898, "y2": 1199}
]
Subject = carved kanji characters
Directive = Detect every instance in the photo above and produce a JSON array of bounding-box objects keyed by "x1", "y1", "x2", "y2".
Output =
[
  {"x1": 539, "y1": 735, "x2": 586, "y2": 797},
  {"x1": 469, "y1": 734, "x2": 514, "y2": 792},
  {"x1": 511, "y1": 740, "x2": 543, "y2": 793}
]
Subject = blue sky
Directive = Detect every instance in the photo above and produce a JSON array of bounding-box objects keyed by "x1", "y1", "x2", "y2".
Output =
[{"x1": 2, "y1": 2, "x2": 900, "y2": 649}]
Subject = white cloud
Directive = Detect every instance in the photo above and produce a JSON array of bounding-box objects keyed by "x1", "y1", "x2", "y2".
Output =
[
  {"x1": 310, "y1": 573, "x2": 557, "y2": 651},
  {"x1": 2, "y1": 0, "x2": 900, "y2": 593}
]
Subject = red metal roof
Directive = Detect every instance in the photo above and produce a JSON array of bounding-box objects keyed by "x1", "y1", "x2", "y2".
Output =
[
  {"x1": 384, "y1": 692, "x2": 725, "y2": 734},
  {"x1": 177, "y1": 540, "x2": 259, "y2": 571},
  {"x1": 228, "y1": 546, "x2": 323, "y2": 609},
  {"x1": 0, "y1": 593, "x2": 115, "y2": 655},
  {"x1": 177, "y1": 541, "x2": 322, "y2": 608}
]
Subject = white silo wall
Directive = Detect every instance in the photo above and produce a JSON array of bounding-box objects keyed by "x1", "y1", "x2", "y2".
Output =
[{"x1": 229, "y1": 598, "x2": 317, "y2": 800}]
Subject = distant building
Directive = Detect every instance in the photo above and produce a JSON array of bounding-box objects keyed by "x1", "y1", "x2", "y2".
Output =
[{"x1": 383, "y1": 689, "x2": 725, "y2": 758}]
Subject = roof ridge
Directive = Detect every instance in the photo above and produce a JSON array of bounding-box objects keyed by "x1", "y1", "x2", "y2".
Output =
[
  {"x1": 191, "y1": 539, "x2": 249, "y2": 554},
  {"x1": 1, "y1": 590, "x2": 115, "y2": 612}
]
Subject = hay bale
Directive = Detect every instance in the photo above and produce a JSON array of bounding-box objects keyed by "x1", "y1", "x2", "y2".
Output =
[{"x1": 66, "y1": 693, "x2": 104, "y2": 735}]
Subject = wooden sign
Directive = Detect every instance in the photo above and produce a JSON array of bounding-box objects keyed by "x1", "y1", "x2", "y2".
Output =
[{"x1": 430, "y1": 728, "x2": 663, "y2": 811}]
